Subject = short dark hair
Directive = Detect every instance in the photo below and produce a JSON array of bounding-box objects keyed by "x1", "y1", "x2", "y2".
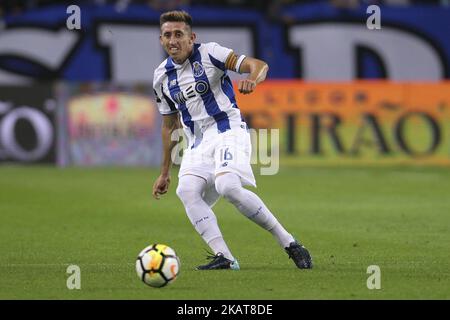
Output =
[{"x1": 160, "y1": 10, "x2": 193, "y2": 30}]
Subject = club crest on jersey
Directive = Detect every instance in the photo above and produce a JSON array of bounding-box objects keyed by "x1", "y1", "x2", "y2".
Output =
[
  {"x1": 192, "y1": 61, "x2": 204, "y2": 77},
  {"x1": 169, "y1": 79, "x2": 178, "y2": 88}
]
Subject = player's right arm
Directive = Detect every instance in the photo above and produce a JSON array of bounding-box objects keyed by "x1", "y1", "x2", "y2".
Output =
[
  {"x1": 153, "y1": 113, "x2": 180, "y2": 200},
  {"x1": 152, "y1": 69, "x2": 180, "y2": 200}
]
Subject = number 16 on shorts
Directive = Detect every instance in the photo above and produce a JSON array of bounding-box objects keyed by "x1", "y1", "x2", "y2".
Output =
[{"x1": 220, "y1": 147, "x2": 233, "y2": 161}]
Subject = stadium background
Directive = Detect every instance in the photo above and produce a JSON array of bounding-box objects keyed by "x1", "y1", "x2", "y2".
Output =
[{"x1": 0, "y1": 0, "x2": 449, "y2": 300}]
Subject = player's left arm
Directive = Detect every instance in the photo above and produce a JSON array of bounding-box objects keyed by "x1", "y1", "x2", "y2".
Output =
[{"x1": 225, "y1": 53, "x2": 269, "y2": 94}]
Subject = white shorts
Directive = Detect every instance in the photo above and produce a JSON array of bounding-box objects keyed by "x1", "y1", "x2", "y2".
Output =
[{"x1": 178, "y1": 123, "x2": 256, "y2": 187}]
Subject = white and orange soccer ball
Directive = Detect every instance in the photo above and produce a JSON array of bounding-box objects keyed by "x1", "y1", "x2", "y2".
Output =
[{"x1": 136, "y1": 244, "x2": 180, "y2": 288}]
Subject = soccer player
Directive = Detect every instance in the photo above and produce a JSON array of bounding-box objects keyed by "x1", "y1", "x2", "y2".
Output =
[{"x1": 152, "y1": 10, "x2": 312, "y2": 270}]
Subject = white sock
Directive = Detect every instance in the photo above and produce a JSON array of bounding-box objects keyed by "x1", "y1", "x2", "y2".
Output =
[
  {"x1": 208, "y1": 237, "x2": 235, "y2": 261},
  {"x1": 268, "y1": 223, "x2": 295, "y2": 248},
  {"x1": 215, "y1": 173, "x2": 295, "y2": 248},
  {"x1": 176, "y1": 175, "x2": 234, "y2": 260}
]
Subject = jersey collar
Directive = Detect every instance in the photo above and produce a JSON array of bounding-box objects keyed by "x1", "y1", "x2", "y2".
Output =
[{"x1": 167, "y1": 43, "x2": 201, "y2": 69}]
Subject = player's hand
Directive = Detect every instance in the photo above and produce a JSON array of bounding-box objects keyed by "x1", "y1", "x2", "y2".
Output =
[
  {"x1": 238, "y1": 79, "x2": 257, "y2": 94},
  {"x1": 152, "y1": 174, "x2": 171, "y2": 200}
]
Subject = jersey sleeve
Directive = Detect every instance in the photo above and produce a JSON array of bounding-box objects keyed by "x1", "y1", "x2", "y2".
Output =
[
  {"x1": 207, "y1": 42, "x2": 246, "y2": 73},
  {"x1": 153, "y1": 76, "x2": 178, "y2": 115},
  {"x1": 208, "y1": 42, "x2": 233, "y2": 63}
]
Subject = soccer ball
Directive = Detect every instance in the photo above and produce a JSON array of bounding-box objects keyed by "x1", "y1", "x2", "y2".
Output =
[{"x1": 135, "y1": 244, "x2": 180, "y2": 288}]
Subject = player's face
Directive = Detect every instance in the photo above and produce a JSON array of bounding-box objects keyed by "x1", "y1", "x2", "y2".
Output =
[{"x1": 160, "y1": 22, "x2": 196, "y2": 64}]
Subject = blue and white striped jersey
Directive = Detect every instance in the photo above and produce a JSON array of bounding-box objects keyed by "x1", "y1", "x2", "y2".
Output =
[{"x1": 153, "y1": 42, "x2": 246, "y2": 147}]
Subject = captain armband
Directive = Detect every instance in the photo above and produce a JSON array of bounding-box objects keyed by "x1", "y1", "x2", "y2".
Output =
[{"x1": 225, "y1": 53, "x2": 246, "y2": 73}]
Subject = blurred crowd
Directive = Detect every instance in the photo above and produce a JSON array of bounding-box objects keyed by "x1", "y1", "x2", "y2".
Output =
[{"x1": 0, "y1": 0, "x2": 448, "y2": 17}]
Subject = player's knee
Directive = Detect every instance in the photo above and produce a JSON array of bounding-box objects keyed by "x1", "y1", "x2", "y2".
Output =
[
  {"x1": 176, "y1": 184, "x2": 202, "y2": 206},
  {"x1": 175, "y1": 184, "x2": 187, "y2": 202}
]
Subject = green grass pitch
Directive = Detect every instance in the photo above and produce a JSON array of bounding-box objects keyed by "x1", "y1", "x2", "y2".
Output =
[{"x1": 0, "y1": 164, "x2": 449, "y2": 299}]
